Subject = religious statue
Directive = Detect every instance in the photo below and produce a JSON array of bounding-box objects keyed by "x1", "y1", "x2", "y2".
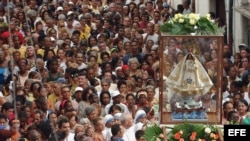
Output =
[{"x1": 166, "y1": 52, "x2": 213, "y2": 110}]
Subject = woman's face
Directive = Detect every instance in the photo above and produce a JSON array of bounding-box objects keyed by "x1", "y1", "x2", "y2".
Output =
[
  {"x1": 129, "y1": 62, "x2": 138, "y2": 70},
  {"x1": 126, "y1": 95, "x2": 135, "y2": 105},
  {"x1": 40, "y1": 87, "x2": 48, "y2": 97},
  {"x1": 211, "y1": 50, "x2": 217, "y2": 59},
  {"x1": 57, "y1": 50, "x2": 65, "y2": 59},
  {"x1": 65, "y1": 101, "x2": 73, "y2": 111},
  {"x1": 102, "y1": 93, "x2": 110, "y2": 105},
  {"x1": 234, "y1": 55, "x2": 241, "y2": 63},
  {"x1": 90, "y1": 38, "x2": 97, "y2": 47},
  {"x1": 237, "y1": 101, "x2": 248, "y2": 114},
  {"x1": 69, "y1": 116, "x2": 77, "y2": 127},
  {"x1": 88, "y1": 57, "x2": 97, "y2": 64},
  {"x1": 47, "y1": 51, "x2": 55, "y2": 59},
  {"x1": 138, "y1": 94, "x2": 147, "y2": 104},
  {"x1": 147, "y1": 40, "x2": 154, "y2": 47},
  {"x1": 117, "y1": 40, "x2": 123, "y2": 49},
  {"x1": 142, "y1": 70, "x2": 149, "y2": 80}
]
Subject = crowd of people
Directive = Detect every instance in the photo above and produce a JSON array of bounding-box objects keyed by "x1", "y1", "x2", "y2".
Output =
[
  {"x1": 0, "y1": 0, "x2": 187, "y2": 140},
  {"x1": 0, "y1": 0, "x2": 248, "y2": 141}
]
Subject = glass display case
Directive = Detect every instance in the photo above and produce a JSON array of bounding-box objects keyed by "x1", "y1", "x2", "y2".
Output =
[{"x1": 159, "y1": 35, "x2": 224, "y2": 124}]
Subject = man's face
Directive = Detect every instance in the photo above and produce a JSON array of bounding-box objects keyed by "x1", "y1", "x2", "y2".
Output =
[
  {"x1": 13, "y1": 36, "x2": 20, "y2": 47},
  {"x1": 0, "y1": 118, "x2": 7, "y2": 127},
  {"x1": 78, "y1": 75, "x2": 87, "y2": 86},
  {"x1": 60, "y1": 122, "x2": 70, "y2": 135},
  {"x1": 34, "y1": 113, "x2": 41, "y2": 125},
  {"x1": 76, "y1": 53, "x2": 84, "y2": 64},
  {"x1": 61, "y1": 87, "x2": 71, "y2": 99},
  {"x1": 3, "y1": 108, "x2": 14, "y2": 118},
  {"x1": 240, "y1": 49, "x2": 249, "y2": 58}
]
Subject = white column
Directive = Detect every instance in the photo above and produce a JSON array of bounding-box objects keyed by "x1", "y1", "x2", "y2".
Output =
[
  {"x1": 195, "y1": 0, "x2": 210, "y2": 16},
  {"x1": 233, "y1": 0, "x2": 247, "y2": 53}
]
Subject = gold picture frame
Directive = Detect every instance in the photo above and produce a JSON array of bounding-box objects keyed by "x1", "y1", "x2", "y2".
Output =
[{"x1": 159, "y1": 35, "x2": 224, "y2": 124}]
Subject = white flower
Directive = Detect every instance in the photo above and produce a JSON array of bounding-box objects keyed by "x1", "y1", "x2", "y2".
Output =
[
  {"x1": 205, "y1": 127, "x2": 211, "y2": 134},
  {"x1": 194, "y1": 26, "x2": 198, "y2": 29},
  {"x1": 195, "y1": 14, "x2": 200, "y2": 20},
  {"x1": 189, "y1": 19, "x2": 196, "y2": 25},
  {"x1": 156, "y1": 138, "x2": 161, "y2": 141},
  {"x1": 188, "y1": 13, "x2": 196, "y2": 19},
  {"x1": 179, "y1": 130, "x2": 183, "y2": 135},
  {"x1": 206, "y1": 14, "x2": 211, "y2": 20},
  {"x1": 174, "y1": 14, "x2": 179, "y2": 21},
  {"x1": 178, "y1": 18, "x2": 184, "y2": 23}
]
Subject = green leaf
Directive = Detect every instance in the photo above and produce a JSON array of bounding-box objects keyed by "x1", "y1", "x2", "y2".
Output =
[{"x1": 145, "y1": 124, "x2": 163, "y2": 141}]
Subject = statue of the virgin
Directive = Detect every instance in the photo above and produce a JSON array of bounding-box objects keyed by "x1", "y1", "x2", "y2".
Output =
[{"x1": 166, "y1": 49, "x2": 213, "y2": 109}]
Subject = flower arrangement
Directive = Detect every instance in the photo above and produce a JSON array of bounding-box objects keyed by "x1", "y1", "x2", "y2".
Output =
[
  {"x1": 145, "y1": 122, "x2": 223, "y2": 141},
  {"x1": 160, "y1": 13, "x2": 224, "y2": 35}
]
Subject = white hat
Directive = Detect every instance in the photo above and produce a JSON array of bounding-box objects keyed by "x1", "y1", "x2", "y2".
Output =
[
  {"x1": 104, "y1": 114, "x2": 114, "y2": 125},
  {"x1": 56, "y1": 6, "x2": 63, "y2": 12},
  {"x1": 114, "y1": 112, "x2": 122, "y2": 119},
  {"x1": 134, "y1": 109, "x2": 146, "y2": 123},
  {"x1": 152, "y1": 45, "x2": 159, "y2": 50},
  {"x1": 74, "y1": 86, "x2": 83, "y2": 93},
  {"x1": 97, "y1": 33, "x2": 106, "y2": 39},
  {"x1": 68, "y1": 1, "x2": 74, "y2": 5},
  {"x1": 50, "y1": 37, "x2": 55, "y2": 42},
  {"x1": 111, "y1": 91, "x2": 120, "y2": 98},
  {"x1": 91, "y1": 46, "x2": 99, "y2": 52},
  {"x1": 78, "y1": 14, "x2": 84, "y2": 20},
  {"x1": 67, "y1": 11, "x2": 74, "y2": 16}
]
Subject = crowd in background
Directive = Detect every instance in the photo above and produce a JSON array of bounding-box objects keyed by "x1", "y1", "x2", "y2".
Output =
[{"x1": 0, "y1": 0, "x2": 248, "y2": 141}]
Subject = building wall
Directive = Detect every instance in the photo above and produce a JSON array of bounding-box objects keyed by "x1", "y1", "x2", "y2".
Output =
[
  {"x1": 233, "y1": 0, "x2": 249, "y2": 53},
  {"x1": 170, "y1": 0, "x2": 216, "y2": 16}
]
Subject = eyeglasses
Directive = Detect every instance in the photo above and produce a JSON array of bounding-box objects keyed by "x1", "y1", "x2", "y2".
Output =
[{"x1": 71, "y1": 73, "x2": 79, "y2": 78}]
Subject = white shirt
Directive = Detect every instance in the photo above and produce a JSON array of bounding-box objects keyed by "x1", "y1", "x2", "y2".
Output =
[
  {"x1": 123, "y1": 125, "x2": 136, "y2": 141},
  {"x1": 64, "y1": 132, "x2": 75, "y2": 141},
  {"x1": 78, "y1": 63, "x2": 87, "y2": 70},
  {"x1": 244, "y1": 92, "x2": 250, "y2": 104},
  {"x1": 142, "y1": 33, "x2": 159, "y2": 45},
  {"x1": 103, "y1": 127, "x2": 112, "y2": 141}
]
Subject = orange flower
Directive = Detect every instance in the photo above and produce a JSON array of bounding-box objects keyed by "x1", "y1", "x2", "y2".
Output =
[
  {"x1": 191, "y1": 132, "x2": 197, "y2": 137},
  {"x1": 190, "y1": 135, "x2": 196, "y2": 141},
  {"x1": 174, "y1": 132, "x2": 181, "y2": 140},
  {"x1": 179, "y1": 138, "x2": 184, "y2": 141}
]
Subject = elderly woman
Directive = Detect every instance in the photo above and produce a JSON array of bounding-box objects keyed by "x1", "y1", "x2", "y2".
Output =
[
  {"x1": 128, "y1": 57, "x2": 142, "y2": 78},
  {"x1": 78, "y1": 86, "x2": 97, "y2": 119},
  {"x1": 135, "y1": 89, "x2": 150, "y2": 109},
  {"x1": 85, "y1": 105, "x2": 97, "y2": 126}
]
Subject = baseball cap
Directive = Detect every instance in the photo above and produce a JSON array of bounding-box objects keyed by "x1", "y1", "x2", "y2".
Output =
[
  {"x1": 111, "y1": 91, "x2": 120, "y2": 98},
  {"x1": 239, "y1": 43, "x2": 250, "y2": 52},
  {"x1": 67, "y1": 11, "x2": 74, "y2": 16},
  {"x1": 74, "y1": 86, "x2": 83, "y2": 93},
  {"x1": 56, "y1": 6, "x2": 63, "y2": 12}
]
